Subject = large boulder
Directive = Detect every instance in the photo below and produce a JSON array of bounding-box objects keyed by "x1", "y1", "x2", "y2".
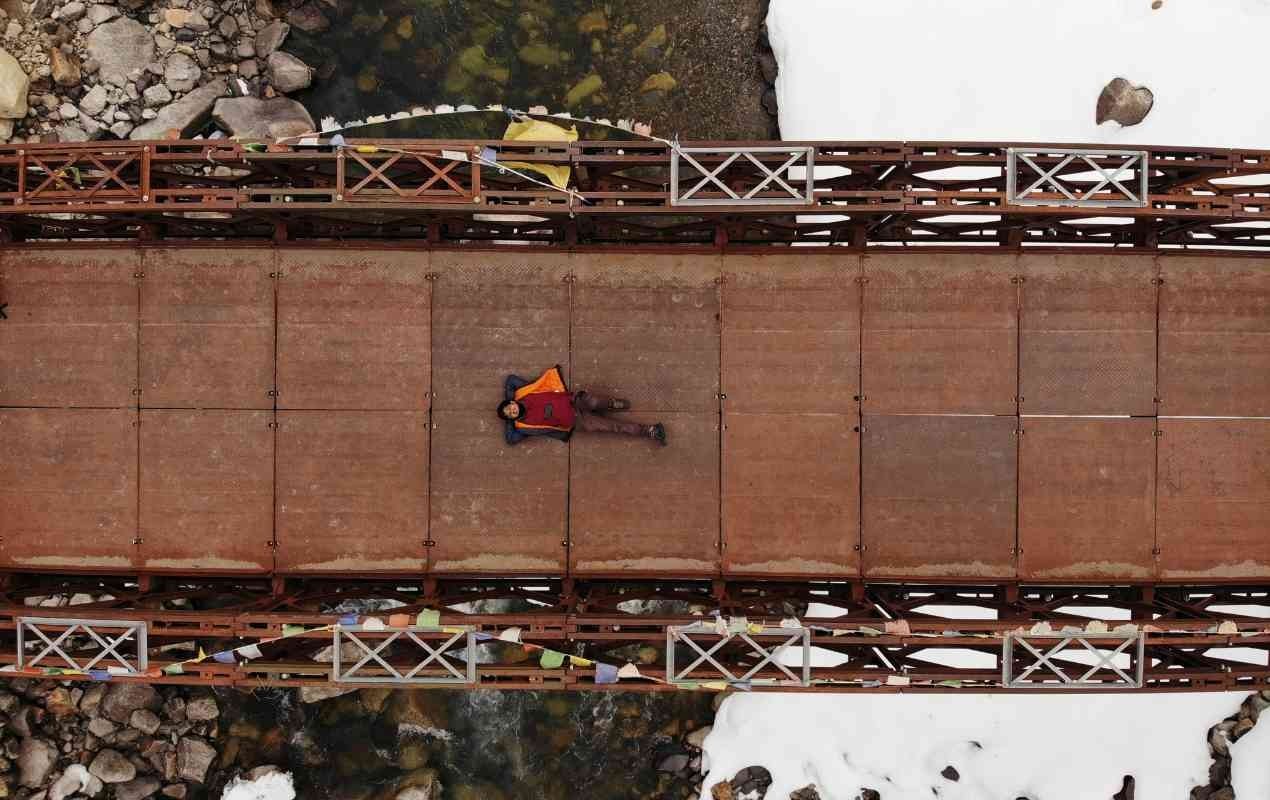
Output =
[
  {"x1": 163, "y1": 52, "x2": 201, "y2": 93},
  {"x1": 89, "y1": 749, "x2": 137, "y2": 784},
  {"x1": 18, "y1": 737, "x2": 57, "y2": 788},
  {"x1": 212, "y1": 96, "x2": 314, "y2": 139},
  {"x1": 267, "y1": 51, "x2": 312, "y2": 93},
  {"x1": 100, "y1": 683, "x2": 161, "y2": 724},
  {"x1": 86, "y1": 18, "x2": 155, "y2": 86},
  {"x1": 176, "y1": 737, "x2": 216, "y2": 783},
  {"x1": 0, "y1": 48, "x2": 29, "y2": 119},
  {"x1": 254, "y1": 20, "x2": 289, "y2": 58},
  {"x1": 131, "y1": 78, "x2": 226, "y2": 139}
]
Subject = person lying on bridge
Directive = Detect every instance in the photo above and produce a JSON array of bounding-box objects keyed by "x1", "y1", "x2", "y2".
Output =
[{"x1": 497, "y1": 365, "x2": 667, "y2": 446}]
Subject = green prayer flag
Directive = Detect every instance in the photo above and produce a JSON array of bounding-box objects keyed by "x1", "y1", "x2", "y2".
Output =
[
  {"x1": 416, "y1": 609, "x2": 440, "y2": 628},
  {"x1": 539, "y1": 649, "x2": 565, "y2": 669},
  {"x1": 282, "y1": 624, "x2": 306, "y2": 638},
  {"x1": 162, "y1": 663, "x2": 185, "y2": 676}
]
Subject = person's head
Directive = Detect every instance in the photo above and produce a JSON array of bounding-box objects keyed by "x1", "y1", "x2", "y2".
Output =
[{"x1": 497, "y1": 400, "x2": 523, "y2": 421}]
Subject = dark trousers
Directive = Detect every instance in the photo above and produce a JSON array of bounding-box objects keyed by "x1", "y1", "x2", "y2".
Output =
[{"x1": 573, "y1": 391, "x2": 646, "y2": 438}]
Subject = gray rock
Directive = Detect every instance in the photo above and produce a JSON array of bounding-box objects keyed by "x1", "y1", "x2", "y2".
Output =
[
  {"x1": 81, "y1": 683, "x2": 107, "y2": 716},
  {"x1": 143, "y1": 83, "x2": 172, "y2": 107},
  {"x1": 238, "y1": 59, "x2": 259, "y2": 79},
  {"x1": 267, "y1": 51, "x2": 311, "y2": 93},
  {"x1": 79, "y1": 83, "x2": 108, "y2": 116},
  {"x1": 86, "y1": 18, "x2": 155, "y2": 86},
  {"x1": 658, "y1": 754, "x2": 690, "y2": 773},
  {"x1": 90, "y1": 748, "x2": 137, "y2": 784},
  {"x1": 162, "y1": 696, "x2": 187, "y2": 723},
  {"x1": 100, "y1": 683, "x2": 161, "y2": 724},
  {"x1": 60, "y1": 123, "x2": 91, "y2": 141},
  {"x1": 30, "y1": 0, "x2": 56, "y2": 18},
  {"x1": 184, "y1": 695, "x2": 218, "y2": 721},
  {"x1": 87, "y1": 717, "x2": 117, "y2": 737},
  {"x1": 212, "y1": 95, "x2": 313, "y2": 139},
  {"x1": 131, "y1": 77, "x2": 225, "y2": 138},
  {"x1": 297, "y1": 685, "x2": 357, "y2": 703},
  {"x1": 176, "y1": 737, "x2": 216, "y2": 783},
  {"x1": 116, "y1": 775, "x2": 162, "y2": 800},
  {"x1": 59, "y1": 1, "x2": 86, "y2": 22},
  {"x1": 789, "y1": 786, "x2": 822, "y2": 800},
  {"x1": 218, "y1": 14, "x2": 238, "y2": 39},
  {"x1": 162, "y1": 785, "x2": 187, "y2": 799},
  {"x1": 253, "y1": 20, "x2": 289, "y2": 58},
  {"x1": 1096, "y1": 77, "x2": 1154, "y2": 127},
  {"x1": 163, "y1": 52, "x2": 200, "y2": 93},
  {"x1": 88, "y1": 4, "x2": 119, "y2": 25},
  {"x1": 18, "y1": 737, "x2": 57, "y2": 788},
  {"x1": 185, "y1": 12, "x2": 210, "y2": 33},
  {"x1": 0, "y1": 47, "x2": 29, "y2": 119},
  {"x1": 236, "y1": 42, "x2": 256, "y2": 59},
  {"x1": 59, "y1": 101, "x2": 79, "y2": 120},
  {"x1": 286, "y1": 3, "x2": 329, "y2": 33},
  {"x1": 130, "y1": 708, "x2": 162, "y2": 734}
]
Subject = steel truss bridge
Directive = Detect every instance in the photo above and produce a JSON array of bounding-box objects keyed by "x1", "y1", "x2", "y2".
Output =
[{"x1": 0, "y1": 137, "x2": 1268, "y2": 693}]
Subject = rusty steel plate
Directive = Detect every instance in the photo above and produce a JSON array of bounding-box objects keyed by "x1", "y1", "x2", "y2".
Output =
[
  {"x1": 1159, "y1": 256, "x2": 1270, "y2": 416},
  {"x1": 723, "y1": 413, "x2": 858, "y2": 577},
  {"x1": 1019, "y1": 254, "x2": 1157, "y2": 415},
  {"x1": 722, "y1": 253, "x2": 861, "y2": 413},
  {"x1": 0, "y1": 248, "x2": 137, "y2": 407},
  {"x1": 0, "y1": 409, "x2": 137, "y2": 571},
  {"x1": 140, "y1": 248, "x2": 274, "y2": 409},
  {"x1": 863, "y1": 253, "x2": 1018, "y2": 414},
  {"x1": 1018, "y1": 417, "x2": 1155, "y2": 581},
  {"x1": 572, "y1": 253, "x2": 720, "y2": 412},
  {"x1": 139, "y1": 410, "x2": 273, "y2": 572},
  {"x1": 276, "y1": 411, "x2": 427, "y2": 573},
  {"x1": 431, "y1": 251, "x2": 570, "y2": 411},
  {"x1": 1158, "y1": 419, "x2": 1270, "y2": 581},
  {"x1": 862, "y1": 414, "x2": 1017, "y2": 579},
  {"x1": 429, "y1": 411, "x2": 567, "y2": 574},
  {"x1": 277, "y1": 250, "x2": 430, "y2": 411},
  {"x1": 570, "y1": 412, "x2": 719, "y2": 576}
]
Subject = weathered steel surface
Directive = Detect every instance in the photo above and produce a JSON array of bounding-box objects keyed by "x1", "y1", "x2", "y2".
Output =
[
  {"x1": 429, "y1": 412, "x2": 566, "y2": 574},
  {"x1": 1019, "y1": 254, "x2": 1157, "y2": 415},
  {"x1": 1159, "y1": 256, "x2": 1270, "y2": 416},
  {"x1": 721, "y1": 253, "x2": 860, "y2": 413},
  {"x1": 139, "y1": 410, "x2": 273, "y2": 572},
  {"x1": 431, "y1": 251, "x2": 570, "y2": 410},
  {"x1": 0, "y1": 409, "x2": 137, "y2": 570},
  {"x1": 863, "y1": 414, "x2": 1017, "y2": 579},
  {"x1": 276, "y1": 411, "x2": 428, "y2": 573},
  {"x1": 572, "y1": 254, "x2": 720, "y2": 412},
  {"x1": 571, "y1": 412, "x2": 719, "y2": 575},
  {"x1": 140, "y1": 248, "x2": 274, "y2": 409},
  {"x1": 863, "y1": 253, "x2": 1017, "y2": 414},
  {"x1": 0, "y1": 249, "x2": 137, "y2": 407},
  {"x1": 277, "y1": 250, "x2": 430, "y2": 411},
  {"x1": 1019, "y1": 417, "x2": 1155, "y2": 581},
  {"x1": 1158, "y1": 419, "x2": 1270, "y2": 581},
  {"x1": 723, "y1": 413, "x2": 858, "y2": 576}
]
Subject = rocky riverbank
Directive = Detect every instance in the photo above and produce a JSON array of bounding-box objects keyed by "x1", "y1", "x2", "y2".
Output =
[{"x1": 0, "y1": 0, "x2": 780, "y2": 145}]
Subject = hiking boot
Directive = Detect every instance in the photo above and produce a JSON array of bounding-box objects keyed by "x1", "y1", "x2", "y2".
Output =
[
  {"x1": 608, "y1": 398, "x2": 631, "y2": 411},
  {"x1": 647, "y1": 423, "x2": 667, "y2": 446}
]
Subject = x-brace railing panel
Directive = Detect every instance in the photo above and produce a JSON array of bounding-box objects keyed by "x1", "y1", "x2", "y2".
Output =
[
  {"x1": 332, "y1": 625, "x2": 476, "y2": 685},
  {"x1": 339, "y1": 150, "x2": 474, "y2": 203},
  {"x1": 1002, "y1": 632, "x2": 1145, "y2": 689},
  {"x1": 17, "y1": 617, "x2": 148, "y2": 675},
  {"x1": 1006, "y1": 147, "x2": 1149, "y2": 208},
  {"x1": 667, "y1": 623, "x2": 811, "y2": 687},
  {"x1": 670, "y1": 146, "x2": 815, "y2": 206}
]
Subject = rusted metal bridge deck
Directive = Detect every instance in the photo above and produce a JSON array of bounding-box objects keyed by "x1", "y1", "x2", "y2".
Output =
[{"x1": 0, "y1": 137, "x2": 1268, "y2": 692}]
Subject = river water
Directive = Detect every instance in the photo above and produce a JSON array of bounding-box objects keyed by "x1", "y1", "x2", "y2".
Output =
[{"x1": 279, "y1": 0, "x2": 774, "y2": 139}]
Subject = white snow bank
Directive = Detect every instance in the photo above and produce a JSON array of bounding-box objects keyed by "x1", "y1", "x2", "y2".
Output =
[
  {"x1": 701, "y1": 692, "x2": 1251, "y2": 800},
  {"x1": 768, "y1": 0, "x2": 1270, "y2": 148},
  {"x1": 221, "y1": 771, "x2": 296, "y2": 800}
]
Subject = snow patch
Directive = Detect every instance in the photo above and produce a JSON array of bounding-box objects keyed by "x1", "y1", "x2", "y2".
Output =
[
  {"x1": 701, "y1": 692, "x2": 1253, "y2": 799},
  {"x1": 768, "y1": 0, "x2": 1270, "y2": 148},
  {"x1": 221, "y1": 772, "x2": 296, "y2": 800}
]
